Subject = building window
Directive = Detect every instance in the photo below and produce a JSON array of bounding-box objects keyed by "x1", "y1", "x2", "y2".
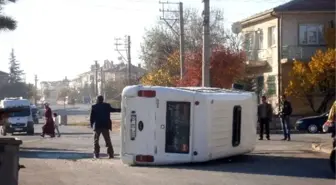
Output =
[
  {"x1": 112, "y1": 73, "x2": 116, "y2": 81},
  {"x1": 266, "y1": 75, "x2": 276, "y2": 95},
  {"x1": 299, "y1": 24, "x2": 325, "y2": 45},
  {"x1": 244, "y1": 33, "x2": 253, "y2": 51},
  {"x1": 268, "y1": 26, "x2": 276, "y2": 47},
  {"x1": 258, "y1": 30, "x2": 264, "y2": 49}
]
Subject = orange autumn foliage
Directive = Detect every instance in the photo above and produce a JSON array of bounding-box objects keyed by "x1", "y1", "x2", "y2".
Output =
[{"x1": 177, "y1": 46, "x2": 246, "y2": 88}]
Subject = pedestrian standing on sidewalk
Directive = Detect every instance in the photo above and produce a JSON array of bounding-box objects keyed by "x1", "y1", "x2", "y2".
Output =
[
  {"x1": 90, "y1": 95, "x2": 121, "y2": 159},
  {"x1": 53, "y1": 113, "x2": 61, "y2": 137},
  {"x1": 257, "y1": 95, "x2": 273, "y2": 140},
  {"x1": 279, "y1": 95, "x2": 292, "y2": 141}
]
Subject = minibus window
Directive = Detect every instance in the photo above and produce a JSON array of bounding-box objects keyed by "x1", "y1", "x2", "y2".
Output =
[
  {"x1": 232, "y1": 105, "x2": 242, "y2": 147},
  {"x1": 165, "y1": 101, "x2": 191, "y2": 154}
]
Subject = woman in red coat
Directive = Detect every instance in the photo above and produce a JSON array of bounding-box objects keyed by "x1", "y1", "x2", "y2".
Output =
[{"x1": 41, "y1": 103, "x2": 55, "y2": 138}]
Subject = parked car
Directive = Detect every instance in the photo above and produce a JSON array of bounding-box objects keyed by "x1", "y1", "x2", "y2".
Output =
[
  {"x1": 31, "y1": 107, "x2": 39, "y2": 124},
  {"x1": 295, "y1": 112, "x2": 329, "y2": 133}
]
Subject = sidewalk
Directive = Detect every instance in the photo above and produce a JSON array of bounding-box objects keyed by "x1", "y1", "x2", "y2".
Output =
[{"x1": 311, "y1": 141, "x2": 333, "y2": 154}]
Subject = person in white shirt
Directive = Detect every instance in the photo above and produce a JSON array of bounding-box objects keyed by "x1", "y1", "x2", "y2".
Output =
[{"x1": 53, "y1": 113, "x2": 61, "y2": 137}]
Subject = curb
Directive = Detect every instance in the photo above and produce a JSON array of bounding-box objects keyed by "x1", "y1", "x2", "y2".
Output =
[
  {"x1": 311, "y1": 143, "x2": 332, "y2": 154},
  {"x1": 258, "y1": 130, "x2": 301, "y2": 134}
]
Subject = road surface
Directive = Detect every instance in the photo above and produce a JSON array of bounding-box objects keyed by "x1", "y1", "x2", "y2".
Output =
[
  {"x1": 15, "y1": 125, "x2": 336, "y2": 185},
  {"x1": 37, "y1": 103, "x2": 121, "y2": 124}
]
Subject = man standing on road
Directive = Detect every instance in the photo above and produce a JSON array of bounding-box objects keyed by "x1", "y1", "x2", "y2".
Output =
[
  {"x1": 279, "y1": 95, "x2": 292, "y2": 141},
  {"x1": 90, "y1": 95, "x2": 121, "y2": 159},
  {"x1": 257, "y1": 96, "x2": 273, "y2": 140}
]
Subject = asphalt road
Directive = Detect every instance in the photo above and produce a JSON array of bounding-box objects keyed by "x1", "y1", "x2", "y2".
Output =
[{"x1": 15, "y1": 125, "x2": 336, "y2": 185}]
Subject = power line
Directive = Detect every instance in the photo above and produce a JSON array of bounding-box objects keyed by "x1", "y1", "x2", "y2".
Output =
[
  {"x1": 159, "y1": 1, "x2": 185, "y2": 79},
  {"x1": 62, "y1": 0, "x2": 291, "y2": 12},
  {"x1": 34, "y1": 74, "x2": 38, "y2": 105},
  {"x1": 114, "y1": 36, "x2": 132, "y2": 85}
]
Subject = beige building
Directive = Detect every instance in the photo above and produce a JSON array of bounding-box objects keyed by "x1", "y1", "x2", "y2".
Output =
[
  {"x1": 235, "y1": 0, "x2": 335, "y2": 114},
  {"x1": 70, "y1": 60, "x2": 146, "y2": 96},
  {"x1": 40, "y1": 77, "x2": 70, "y2": 103}
]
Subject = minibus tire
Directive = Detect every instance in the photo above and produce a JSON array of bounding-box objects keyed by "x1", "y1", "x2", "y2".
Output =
[{"x1": 330, "y1": 148, "x2": 336, "y2": 176}]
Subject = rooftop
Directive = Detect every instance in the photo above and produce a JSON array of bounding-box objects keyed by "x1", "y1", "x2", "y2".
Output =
[
  {"x1": 238, "y1": 0, "x2": 335, "y2": 24},
  {"x1": 0, "y1": 70, "x2": 8, "y2": 76}
]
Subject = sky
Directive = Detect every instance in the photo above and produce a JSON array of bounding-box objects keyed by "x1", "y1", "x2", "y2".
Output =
[{"x1": 0, "y1": 0, "x2": 290, "y2": 84}]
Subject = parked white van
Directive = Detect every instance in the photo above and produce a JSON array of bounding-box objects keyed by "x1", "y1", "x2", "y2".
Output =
[
  {"x1": 120, "y1": 85, "x2": 257, "y2": 165},
  {"x1": 0, "y1": 97, "x2": 35, "y2": 135}
]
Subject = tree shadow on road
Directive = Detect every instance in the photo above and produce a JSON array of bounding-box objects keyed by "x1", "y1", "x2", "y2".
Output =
[
  {"x1": 20, "y1": 150, "x2": 93, "y2": 160},
  {"x1": 142, "y1": 154, "x2": 334, "y2": 179},
  {"x1": 20, "y1": 147, "x2": 75, "y2": 151},
  {"x1": 58, "y1": 132, "x2": 93, "y2": 135},
  {"x1": 20, "y1": 150, "x2": 120, "y2": 160},
  {"x1": 12, "y1": 133, "x2": 42, "y2": 136}
]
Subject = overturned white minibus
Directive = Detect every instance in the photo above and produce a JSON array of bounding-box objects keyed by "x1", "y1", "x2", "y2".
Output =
[{"x1": 120, "y1": 85, "x2": 257, "y2": 165}]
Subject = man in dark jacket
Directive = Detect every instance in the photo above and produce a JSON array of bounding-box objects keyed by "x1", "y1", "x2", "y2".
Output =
[
  {"x1": 90, "y1": 95, "x2": 121, "y2": 158},
  {"x1": 257, "y1": 96, "x2": 273, "y2": 140},
  {"x1": 279, "y1": 94, "x2": 292, "y2": 141}
]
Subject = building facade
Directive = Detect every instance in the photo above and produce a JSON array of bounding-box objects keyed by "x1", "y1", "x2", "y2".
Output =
[
  {"x1": 69, "y1": 60, "x2": 146, "y2": 97},
  {"x1": 40, "y1": 77, "x2": 70, "y2": 104},
  {"x1": 236, "y1": 0, "x2": 335, "y2": 114}
]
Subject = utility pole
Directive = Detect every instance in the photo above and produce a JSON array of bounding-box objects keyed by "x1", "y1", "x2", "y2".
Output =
[
  {"x1": 159, "y1": 1, "x2": 185, "y2": 79},
  {"x1": 114, "y1": 36, "x2": 131, "y2": 85},
  {"x1": 34, "y1": 74, "x2": 38, "y2": 105},
  {"x1": 126, "y1": 35, "x2": 131, "y2": 85},
  {"x1": 100, "y1": 67, "x2": 104, "y2": 97},
  {"x1": 94, "y1": 60, "x2": 99, "y2": 97},
  {"x1": 202, "y1": 0, "x2": 211, "y2": 87},
  {"x1": 179, "y1": 2, "x2": 185, "y2": 78}
]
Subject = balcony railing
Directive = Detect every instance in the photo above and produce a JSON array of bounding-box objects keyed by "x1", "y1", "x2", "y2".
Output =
[
  {"x1": 244, "y1": 48, "x2": 275, "y2": 67},
  {"x1": 281, "y1": 45, "x2": 327, "y2": 61}
]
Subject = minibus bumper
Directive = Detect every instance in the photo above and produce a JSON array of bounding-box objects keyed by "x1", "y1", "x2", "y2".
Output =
[{"x1": 121, "y1": 154, "x2": 135, "y2": 165}]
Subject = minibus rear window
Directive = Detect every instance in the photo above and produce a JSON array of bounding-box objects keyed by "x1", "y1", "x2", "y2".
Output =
[{"x1": 165, "y1": 101, "x2": 191, "y2": 154}]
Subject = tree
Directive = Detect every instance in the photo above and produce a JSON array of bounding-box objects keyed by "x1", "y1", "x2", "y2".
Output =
[
  {"x1": 105, "y1": 78, "x2": 138, "y2": 100},
  {"x1": 224, "y1": 30, "x2": 245, "y2": 53},
  {"x1": 0, "y1": 82, "x2": 30, "y2": 99},
  {"x1": 140, "y1": 8, "x2": 226, "y2": 71},
  {"x1": 0, "y1": 0, "x2": 17, "y2": 31},
  {"x1": 285, "y1": 61, "x2": 314, "y2": 109},
  {"x1": 285, "y1": 49, "x2": 336, "y2": 113},
  {"x1": 104, "y1": 80, "x2": 119, "y2": 100},
  {"x1": 140, "y1": 51, "x2": 180, "y2": 86},
  {"x1": 58, "y1": 88, "x2": 70, "y2": 100},
  {"x1": 8, "y1": 48, "x2": 24, "y2": 84},
  {"x1": 43, "y1": 88, "x2": 51, "y2": 98},
  {"x1": 177, "y1": 46, "x2": 246, "y2": 88},
  {"x1": 90, "y1": 81, "x2": 95, "y2": 97},
  {"x1": 68, "y1": 88, "x2": 79, "y2": 99},
  {"x1": 26, "y1": 83, "x2": 34, "y2": 100}
]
